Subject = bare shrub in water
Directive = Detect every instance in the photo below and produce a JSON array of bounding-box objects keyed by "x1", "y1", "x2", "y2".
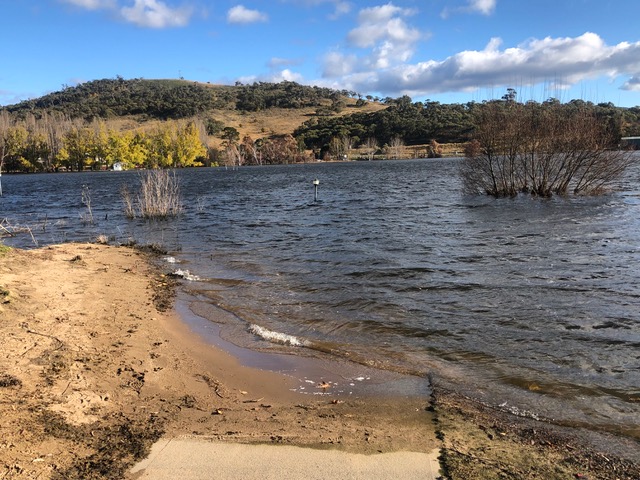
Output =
[
  {"x1": 80, "y1": 184, "x2": 94, "y2": 225},
  {"x1": 120, "y1": 185, "x2": 135, "y2": 219},
  {"x1": 122, "y1": 169, "x2": 182, "y2": 219},
  {"x1": 461, "y1": 100, "x2": 634, "y2": 197}
]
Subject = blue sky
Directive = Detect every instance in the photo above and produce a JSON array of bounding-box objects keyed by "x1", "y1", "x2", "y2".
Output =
[{"x1": 2, "y1": 0, "x2": 640, "y2": 107}]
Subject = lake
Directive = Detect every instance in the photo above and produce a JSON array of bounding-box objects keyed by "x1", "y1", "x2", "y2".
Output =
[{"x1": 1, "y1": 158, "x2": 639, "y2": 445}]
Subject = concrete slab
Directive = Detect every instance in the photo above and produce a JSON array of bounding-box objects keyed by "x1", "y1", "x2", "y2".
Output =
[{"x1": 131, "y1": 437, "x2": 442, "y2": 480}]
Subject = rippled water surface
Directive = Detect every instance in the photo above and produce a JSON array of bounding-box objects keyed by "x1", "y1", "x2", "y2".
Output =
[{"x1": 2, "y1": 159, "x2": 639, "y2": 441}]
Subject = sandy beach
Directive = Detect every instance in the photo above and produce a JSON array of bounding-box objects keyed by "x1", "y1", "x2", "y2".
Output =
[{"x1": 0, "y1": 243, "x2": 638, "y2": 479}]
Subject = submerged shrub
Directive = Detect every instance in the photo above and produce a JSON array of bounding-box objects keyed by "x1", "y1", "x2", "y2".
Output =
[{"x1": 460, "y1": 100, "x2": 633, "y2": 197}]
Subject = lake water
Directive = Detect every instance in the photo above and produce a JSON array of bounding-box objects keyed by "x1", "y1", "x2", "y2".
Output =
[{"x1": 1, "y1": 158, "x2": 639, "y2": 446}]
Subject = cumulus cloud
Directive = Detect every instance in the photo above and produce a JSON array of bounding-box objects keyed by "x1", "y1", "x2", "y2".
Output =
[
  {"x1": 442, "y1": 0, "x2": 497, "y2": 18},
  {"x1": 468, "y1": 0, "x2": 497, "y2": 15},
  {"x1": 284, "y1": 0, "x2": 352, "y2": 19},
  {"x1": 120, "y1": 0, "x2": 192, "y2": 28},
  {"x1": 61, "y1": 0, "x2": 116, "y2": 10},
  {"x1": 622, "y1": 76, "x2": 640, "y2": 91},
  {"x1": 326, "y1": 1, "x2": 352, "y2": 19},
  {"x1": 329, "y1": 3, "x2": 421, "y2": 73},
  {"x1": 323, "y1": 51, "x2": 358, "y2": 77},
  {"x1": 327, "y1": 32, "x2": 640, "y2": 98},
  {"x1": 238, "y1": 69, "x2": 304, "y2": 85},
  {"x1": 227, "y1": 5, "x2": 268, "y2": 24},
  {"x1": 267, "y1": 57, "x2": 303, "y2": 69},
  {"x1": 61, "y1": 0, "x2": 194, "y2": 28}
]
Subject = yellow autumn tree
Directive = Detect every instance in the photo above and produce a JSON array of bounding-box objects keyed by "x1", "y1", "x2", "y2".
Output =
[
  {"x1": 105, "y1": 130, "x2": 149, "y2": 170},
  {"x1": 90, "y1": 120, "x2": 109, "y2": 169},
  {"x1": 148, "y1": 124, "x2": 175, "y2": 168},
  {"x1": 174, "y1": 121, "x2": 206, "y2": 167},
  {"x1": 58, "y1": 126, "x2": 96, "y2": 171}
]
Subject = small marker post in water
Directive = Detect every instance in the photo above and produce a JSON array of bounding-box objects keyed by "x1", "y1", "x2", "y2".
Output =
[{"x1": 313, "y1": 178, "x2": 320, "y2": 202}]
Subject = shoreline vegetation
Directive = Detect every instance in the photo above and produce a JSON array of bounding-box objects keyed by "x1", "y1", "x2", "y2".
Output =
[{"x1": 1, "y1": 242, "x2": 638, "y2": 479}]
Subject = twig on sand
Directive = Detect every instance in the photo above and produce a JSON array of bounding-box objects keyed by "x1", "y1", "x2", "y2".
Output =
[
  {"x1": 25, "y1": 328, "x2": 65, "y2": 350},
  {"x1": 61, "y1": 380, "x2": 72, "y2": 397}
]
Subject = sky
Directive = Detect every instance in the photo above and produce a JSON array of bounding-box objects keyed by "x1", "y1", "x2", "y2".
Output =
[{"x1": 2, "y1": 0, "x2": 640, "y2": 108}]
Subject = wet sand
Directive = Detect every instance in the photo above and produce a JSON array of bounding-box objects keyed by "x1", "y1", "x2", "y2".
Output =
[{"x1": 0, "y1": 243, "x2": 637, "y2": 479}]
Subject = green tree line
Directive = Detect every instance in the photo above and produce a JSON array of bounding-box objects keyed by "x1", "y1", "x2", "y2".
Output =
[{"x1": 295, "y1": 95, "x2": 640, "y2": 157}]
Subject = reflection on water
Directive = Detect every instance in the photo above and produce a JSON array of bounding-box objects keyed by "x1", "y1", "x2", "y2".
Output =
[{"x1": 2, "y1": 158, "x2": 640, "y2": 442}]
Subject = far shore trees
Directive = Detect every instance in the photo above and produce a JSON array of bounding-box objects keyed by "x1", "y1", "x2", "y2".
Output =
[
  {"x1": 0, "y1": 115, "x2": 209, "y2": 172},
  {"x1": 460, "y1": 99, "x2": 634, "y2": 197}
]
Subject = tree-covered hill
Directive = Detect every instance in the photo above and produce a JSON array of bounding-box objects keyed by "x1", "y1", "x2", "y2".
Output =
[
  {"x1": 3, "y1": 78, "x2": 218, "y2": 120},
  {"x1": 1, "y1": 78, "x2": 359, "y2": 121}
]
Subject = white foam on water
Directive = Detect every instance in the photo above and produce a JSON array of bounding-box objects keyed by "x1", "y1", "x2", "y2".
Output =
[
  {"x1": 164, "y1": 256, "x2": 178, "y2": 264},
  {"x1": 249, "y1": 324, "x2": 307, "y2": 347},
  {"x1": 499, "y1": 401, "x2": 541, "y2": 421},
  {"x1": 172, "y1": 269, "x2": 200, "y2": 281}
]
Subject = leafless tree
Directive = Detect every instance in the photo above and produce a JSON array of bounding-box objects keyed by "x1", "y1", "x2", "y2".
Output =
[
  {"x1": 386, "y1": 136, "x2": 405, "y2": 160},
  {"x1": 224, "y1": 142, "x2": 241, "y2": 168},
  {"x1": 240, "y1": 135, "x2": 261, "y2": 165},
  {"x1": 461, "y1": 100, "x2": 633, "y2": 197},
  {"x1": 259, "y1": 134, "x2": 301, "y2": 164},
  {"x1": 428, "y1": 139, "x2": 443, "y2": 158},
  {"x1": 329, "y1": 134, "x2": 352, "y2": 160},
  {"x1": 363, "y1": 137, "x2": 378, "y2": 161}
]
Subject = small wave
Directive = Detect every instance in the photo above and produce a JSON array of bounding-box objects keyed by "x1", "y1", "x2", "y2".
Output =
[
  {"x1": 249, "y1": 324, "x2": 307, "y2": 347},
  {"x1": 498, "y1": 401, "x2": 541, "y2": 421},
  {"x1": 171, "y1": 269, "x2": 200, "y2": 281},
  {"x1": 164, "y1": 256, "x2": 179, "y2": 264}
]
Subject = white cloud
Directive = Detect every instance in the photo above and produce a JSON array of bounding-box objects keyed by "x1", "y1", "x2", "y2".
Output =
[
  {"x1": 328, "y1": 1, "x2": 352, "y2": 19},
  {"x1": 61, "y1": 0, "x2": 194, "y2": 28},
  {"x1": 622, "y1": 76, "x2": 640, "y2": 91},
  {"x1": 468, "y1": 0, "x2": 497, "y2": 15},
  {"x1": 268, "y1": 57, "x2": 303, "y2": 69},
  {"x1": 61, "y1": 0, "x2": 116, "y2": 10},
  {"x1": 227, "y1": 5, "x2": 268, "y2": 24},
  {"x1": 274, "y1": 69, "x2": 304, "y2": 82},
  {"x1": 328, "y1": 32, "x2": 640, "y2": 98},
  {"x1": 238, "y1": 69, "x2": 304, "y2": 85},
  {"x1": 284, "y1": 0, "x2": 352, "y2": 19},
  {"x1": 120, "y1": 0, "x2": 192, "y2": 28},
  {"x1": 331, "y1": 3, "x2": 421, "y2": 74},
  {"x1": 442, "y1": 0, "x2": 497, "y2": 19},
  {"x1": 323, "y1": 51, "x2": 357, "y2": 77}
]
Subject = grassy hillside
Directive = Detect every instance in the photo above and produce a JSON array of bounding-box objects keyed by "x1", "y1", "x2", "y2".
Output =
[{"x1": 204, "y1": 101, "x2": 386, "y2": 148}]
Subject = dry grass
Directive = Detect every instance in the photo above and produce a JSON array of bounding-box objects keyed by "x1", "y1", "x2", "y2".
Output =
[{"x1": 121, "y1": 170, "x2": 182, "y2": 219}]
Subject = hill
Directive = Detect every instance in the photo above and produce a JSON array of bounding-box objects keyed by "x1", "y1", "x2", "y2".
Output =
[{"x1": 1, "y1": 77, "x2": 387, "y2": 147}]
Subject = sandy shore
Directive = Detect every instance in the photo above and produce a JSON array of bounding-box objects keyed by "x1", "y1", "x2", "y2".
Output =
[{"x1": 0, "y1": 243, "x2": 638, "y2": 479}]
